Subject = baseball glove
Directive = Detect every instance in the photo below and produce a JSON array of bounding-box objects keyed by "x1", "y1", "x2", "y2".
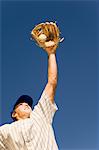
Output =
[{"x1": 31, "y1": 22, "x2": 64, "y2": 53}]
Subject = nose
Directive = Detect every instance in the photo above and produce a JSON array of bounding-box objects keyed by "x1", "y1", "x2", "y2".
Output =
[{"x1": 25, "y1": 104, "x2": 29, "y2": 107}]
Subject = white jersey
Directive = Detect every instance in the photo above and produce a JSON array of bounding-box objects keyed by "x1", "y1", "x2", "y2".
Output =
[{"x1": 0, "y1": 92, "x2": 58, "y2": 150}]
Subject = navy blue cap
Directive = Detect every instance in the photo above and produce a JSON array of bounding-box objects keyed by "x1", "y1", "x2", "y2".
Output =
[{"x1": 13, "y1": 95, "x2": 33, "y2": 110}]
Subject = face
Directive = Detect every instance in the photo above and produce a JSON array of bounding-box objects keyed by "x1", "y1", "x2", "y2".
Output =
[{"x1": 12, "y1": 102, "x2": 32, "y2": 121}]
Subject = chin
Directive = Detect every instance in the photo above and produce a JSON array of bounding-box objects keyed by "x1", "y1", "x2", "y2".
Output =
[{"x1": 23, "y1": 114, "x2": 30, "y2": 119}]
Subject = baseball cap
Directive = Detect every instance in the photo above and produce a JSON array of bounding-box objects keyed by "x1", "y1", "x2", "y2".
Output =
[{"x1": 13, "y1": 95, "x2": 33, "y2": 111}]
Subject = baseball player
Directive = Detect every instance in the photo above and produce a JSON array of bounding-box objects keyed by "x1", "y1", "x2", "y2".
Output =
[{"x1": 0, "y1": 22, "x2": 63, "y2": 150}]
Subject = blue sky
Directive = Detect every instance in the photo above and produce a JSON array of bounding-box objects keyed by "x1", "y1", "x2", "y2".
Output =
[{"x1": 0, "y1": 0, "x2": 99, "y2": 149}]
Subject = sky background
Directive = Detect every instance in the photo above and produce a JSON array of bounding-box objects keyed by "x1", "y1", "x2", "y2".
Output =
[{"x1": 0, "y1": 0, "x2": 99, "y2": 150}]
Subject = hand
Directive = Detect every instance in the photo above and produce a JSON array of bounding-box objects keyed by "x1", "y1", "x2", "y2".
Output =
[{"x1": 43, "y1": 43, "x2": 57, "y2": 55}]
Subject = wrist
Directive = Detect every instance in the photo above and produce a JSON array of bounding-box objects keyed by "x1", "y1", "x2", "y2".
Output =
[
  {"x1": 44, "y1": 45, "x2": 57, "y2": 56},
  {"x1": 48, "y1": 53, "x2": 56, "y2": 59},
  {"x1": 47, "y1": 51, "x2": 56, "y2": 56}
]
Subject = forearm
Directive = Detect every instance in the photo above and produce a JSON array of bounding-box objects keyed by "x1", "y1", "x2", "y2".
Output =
[{"x1": 48, "y1": 54, "x2": 58, "y2": 88}]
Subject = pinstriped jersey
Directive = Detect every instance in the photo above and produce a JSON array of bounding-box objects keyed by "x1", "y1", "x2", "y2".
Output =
[{"x1": 0, "y1": 92, "x2": 58, "y2": 150}]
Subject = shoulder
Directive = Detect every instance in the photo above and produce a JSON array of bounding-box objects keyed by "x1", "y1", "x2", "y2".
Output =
[
  {"x1": 0, "y1": 124, "x2": 10, "y2": 138},
  {"x1": 0, "y1": 121, "x2": 19, "y2": 132},
  {"x1": 0, "y1": 124, "x2": 10, "y2": 130}
]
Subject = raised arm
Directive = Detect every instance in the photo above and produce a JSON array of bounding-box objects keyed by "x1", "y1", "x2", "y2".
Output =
[
  {"x1": 43, "y1": 50, "x2": 58, "y2": 103},
  {"x1": 31, "y1": 22, "x2": 60, "y2": 103}
]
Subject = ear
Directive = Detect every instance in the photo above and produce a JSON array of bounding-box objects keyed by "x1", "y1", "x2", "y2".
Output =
[{"x1": 12, "y1": 111, "x2": 17, "y2": 119}]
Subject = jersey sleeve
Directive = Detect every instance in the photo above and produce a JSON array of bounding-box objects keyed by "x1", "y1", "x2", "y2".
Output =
[
  {"x1": 31, "y1": 91, "x2": 58, "y2": 124},
  {"x1": 0, "y1": 134, "x2": 5, "y2": 150},
  {"x1": 0, "y1": 124, "x2": 9, "y2": 150}
]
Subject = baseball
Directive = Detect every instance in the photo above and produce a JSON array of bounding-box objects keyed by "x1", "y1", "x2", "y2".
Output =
[{"x1": 38, "y1": 34, "x2": 47, "y2": 41}]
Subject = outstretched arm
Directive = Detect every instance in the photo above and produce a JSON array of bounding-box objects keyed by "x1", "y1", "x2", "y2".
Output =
[
  {"x1": 43, "y1": 51, "x2": 58, "y2": 104},
  {"x1": 31, "y1": 22, "x2": 60, "y2": 104}
]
